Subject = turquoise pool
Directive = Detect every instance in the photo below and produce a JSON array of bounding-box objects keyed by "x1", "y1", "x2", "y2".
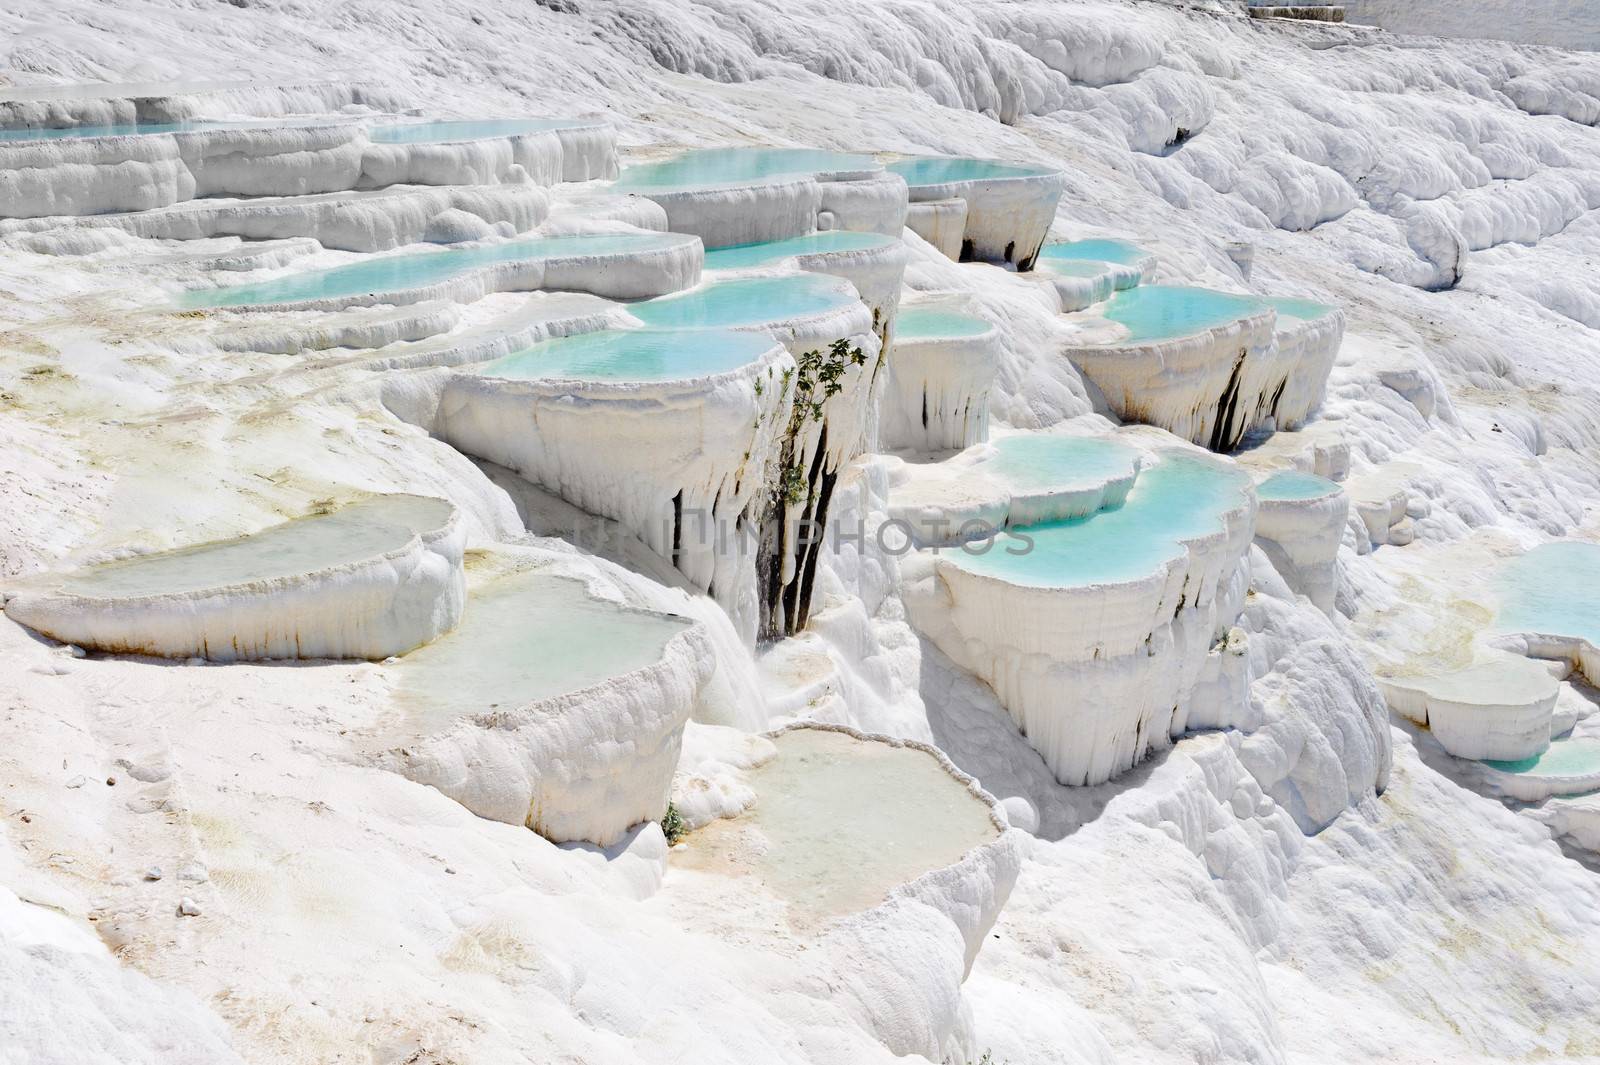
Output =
[
  {"x1": 1100, "y1": 285, "x2": 1268, "y2": 345},
  {"x1": 896, "y1": 306, "x2": 992, "y2": 340},
  {"x1": 1483, "y1": 737, "x2": 1600, "y2": 778},
  {"x1": 949, "y1": 453, "x2": 1249, "y2": 588},
  {"x1": 615, "y1": 147, "x2": 879, "y2": 191},
  {"x1": 983, "y1": 435, "x2": 1141, "y2": 494},
  {"x1": 178, "y1": 232, "x2": 686, "y2": 309},
  {"x1": 368, "y1": 118, "x2": 585, "y2": 144},
  {"x1": 887, "y1": 156, "x2": 1054, "y2": 186},
  {"x1": 1495, "y1": 541, "x2": 1600, "y2": 649},
  {"x1": 1263, "y1": 296, "x2": 1337, "y2": 323},
  {"x1": 1257, "y1": 470, "x2": 1339, "y2": 501},
  {"x1": 477, "y1": 327, "x2": 772, "y2": 383},
  {"x1": 628, "y1": 275, "x2": 855, "y2": 329},
  {"x1": 1039, "y1": 239, "x2": 1150, "y2": 267},
  {"x1": 703, "y1": 231, "x2": 896, "y2": 270}
]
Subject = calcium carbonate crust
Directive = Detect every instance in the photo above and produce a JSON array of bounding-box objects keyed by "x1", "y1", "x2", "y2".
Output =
[
  {"x1": 380, "y1": 577, "x2": 712, "y2": 847},
  {"x1": 1, "y1": 495, "x2": 465, "y2": 662}
]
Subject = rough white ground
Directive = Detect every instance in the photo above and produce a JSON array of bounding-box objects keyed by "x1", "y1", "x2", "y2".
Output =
[{"x1": 5, "y1": 1, "x2": 1600, "y2": 1064}]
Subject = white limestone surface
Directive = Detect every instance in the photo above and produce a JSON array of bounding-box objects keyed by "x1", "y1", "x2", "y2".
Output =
[
  {"x1": 903, "y1": 198, "x2": 968, "y2": 261},
  {"x1": 178, "y1": 228, "x2": 704, "y2": 311},
  {"x1": 1269, "y1": 299, "x2": 1347, "y2": 429},
  {"x1": 1065, "y1": 290, "x2": 1284, "y2": 451},
  {"x1": 887, "y1": 431, "x2": 1143, "y2": 544},
  {"x1": 671, "y1": 722, "x2": 1026, "y2": 1060},
  {"x1": 0, "y1": 877, "x2": 244, "y2": 1065},
  {"x1": 1, "y1": 494, "x2": 465, "y2": 661},
  {"x1": 0, "y1": 184, "x2": 552, "y2": 253},
  {"x1": 905, "y1": 447, "x2": 1256, "y2": 786},
  {"x1": 890, "y1": 157, "x2": 1065, "y2": 269},
  {"x1": 436, "y1": 329, "x2": 792, "y2": 640},
  {"x1": 1252, "y1": 470, "x2": 1349, "y2": 613},
  {"x1": 374, "y1": 559, "x2": 711, "y2": 846},
  {"x1": 879, "y1": 300, "x2": 1002, "y2": 453},
  {"x1": 1380, "y1": 654, "x2": 1560, "y2": 762},
  {"x1": 0, "y1": 123, "x2": 373, "y2": 218}
]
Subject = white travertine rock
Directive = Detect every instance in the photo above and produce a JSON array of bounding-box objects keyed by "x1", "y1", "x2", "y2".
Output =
[
  {"x1": 880, "y1": 302, "x2": 1002, "y2": 453},
  {"x1": 2, "y1": 495, "x2": 465, "y2": 661},
  {"x1": 890, "y1": 158, "x2": 1065, "y2": 268},
  {"x1": 904, "y1": 198, "x2": 968, "y2": 261},
  {"x1": 1269, "y1": 302, "x2": 1346, "y2": 429},
  {"x1": 678, "y1": 722, "x2": 1026, "y2": 1060},
  {"x1": 817, "y1": 171, "x2": 911, "y2": 236},
  {"x1": 181, "y1": 228, "x2": 704, "y2": 312},
  {"x1": 375, "y1": 562, "x2": 711, "y2": 846},
  {"x1": 1252, "y1": 470, "x2": 1349, "y2": 614},
  {"x1": 628, "y1": 175, "x2": 821, "y2": 249},
  {"x1": 1066, "y1": 297, "x2": 1283, "y2": 451},
  {"x1": 1381, "y1": 654, "x2": 1559, "y2": 762},
  {"x1": 437, "y1": 331, "x2": 793, "y2": 640},
  {"x1": 905, "y1": 447, "x2": 1256, "y2": 786},
  {"x1": 614, "y1": 151, "x2": 908, "y2": 249},
  {"x1": 2, "y1": 185, "x2": 551, "y2": 253}
]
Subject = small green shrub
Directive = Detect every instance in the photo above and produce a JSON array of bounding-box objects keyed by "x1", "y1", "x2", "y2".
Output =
[{"x1": 661, "y1": 802, "x2": 687, "y2": 844}]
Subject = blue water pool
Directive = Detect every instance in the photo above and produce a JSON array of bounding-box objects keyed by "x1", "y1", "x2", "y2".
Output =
[
  {"x1": 983, "y1": 435, "x2": 1141, "y2": 494},
  {"x1": 1100, "y1": 285, "x2": 1268, "y2": 345},
  {"x1": 1483, "y1": 737, "x2": 1600, "y2": 778},
  {"x1": 703, "y1": 231, "x2": 896, "y2": 270},
  {"x1": 1495, "y1": 541, "x2": 1600, "y2": 649},
  {"x1": 1263, "y1": 296, "x2": 1337, "y2": 323},
  {"x1": 896, "y1": 306, "x2": 992, "y2": 340},
  {"x1": 477, "y1": 327, "x2": 773, "y2": 383},
  {"x1": 1039, "y1": 239, "x2": 1150, "y2": 267},
  {"x1": 949, "y1": 453, "x2": 1250, "y2": 588},
  {"x1": 368, "y1": 118, "x2": 586, "y2": 144},
  {"x1": 887, "y1": 156, "x2": 1054, "y2": 186},
  {"x1": 1257, "y1": 470, "x2": 1339, "y2": 501},
  {"x1": 178, "y1": 232, "x2": 686, "y2": 309},
  {"x1": 628, "y1": 275, "x2": 855, "y2": 329},
  {"x1": 615, "y1": 147, "x2": 879, "y2": 191}
]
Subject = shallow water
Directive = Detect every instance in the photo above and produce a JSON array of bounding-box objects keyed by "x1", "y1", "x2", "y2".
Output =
[
  {"x1": 983, "y1": 434, "x2": 1140, "y2": 493},
  {"x1": 1262, "y1": 295, "x2": 1336, "y2": 323},
  {"x1": 368, "y1": 118, "x2": 583, "y2": 144},
  {"x1": 1484, "y1": 737, "x2": 1600, "y2": 778},
  {"x1": 887, "y1": 156, "x2": 1053, "y2": 185},
  {"x1": 395, "y1": 570, "x2": 688, "y2": 731},
  {"x1": 1258, "y1": 470, "x2": 1339, "y2": 501},
  {"x1": 615, "y1": 147, "x2": 878, "y2": 191},
  {"x1": 478, "y1": 327, "x2": 773, "y2": 383},
  {"x1": 687, "y1": 728, "x2": 998, "y2": 925},
  {"x1": 1039, "y1": 238, "x2": 1149, "y2": 267},
  {"x1": 896, "y1": 305, "x2": 992, "y2": 340},
  {"x1": 950, "y1": 453, "x2": 1250, "y2": 588},
  {"x1": 1495, "y1": 541, "x2": 1600, "y2": 648},
  {"x1": 59, "y1": 496, "x2": 450, "y2": 598},
  {"x1": 1100, "y1": 285, "x2": 1268, "y2": 344},
  {"x1": 702, "y1": 230, "x2": 895, "y2": 270},
  {"x1": 628, "y1": 274, "x2": 855, "y2": 329},
  {"x1": 179, "y1": 232, "x2": 685, "y2": 309}
]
